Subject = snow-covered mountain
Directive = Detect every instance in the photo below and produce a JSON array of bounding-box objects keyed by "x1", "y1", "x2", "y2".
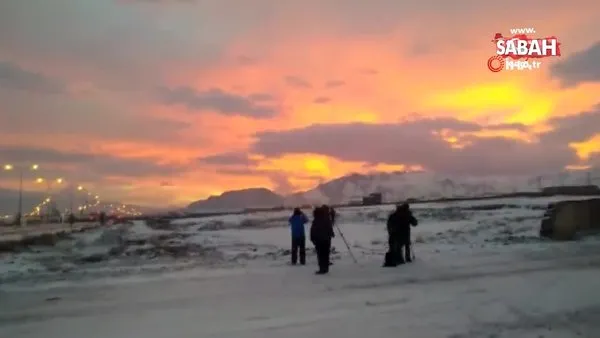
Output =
[
  {"x1": 289, "y1": 169, "x2": 600, "y2": 205},
  {"x1": 186, "y1": 169, "x2": 600, "y2": 211}
]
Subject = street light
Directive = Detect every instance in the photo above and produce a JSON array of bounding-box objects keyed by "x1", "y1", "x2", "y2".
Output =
[
  {"x1": 3, "y1": 163, "x2": 39, "y2": 225},
  {"x1": 36, "y1": 177, "x2": 63, "y2": 221},
  {"x1": 75, "y1": 185, "x2": 97, "y2": 215}
]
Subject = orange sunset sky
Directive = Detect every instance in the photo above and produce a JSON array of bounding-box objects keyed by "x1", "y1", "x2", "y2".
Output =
[{"x1": 1, "y1": 0, "x2": 599, "y2": 207}]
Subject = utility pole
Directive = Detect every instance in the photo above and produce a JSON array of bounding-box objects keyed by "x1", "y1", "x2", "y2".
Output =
[
  {"x1": 586, "y1": 171, "x2": 592, "y2": 185},
  {"x1": 3, "y1": 164, "x2": 38, "y2": 226},
  {"x1": 69, "y1": 185, "x2": 74, "y2": 214},
  {"x1": 17, "y1": 170, "x2": 23, "y2": 225}
]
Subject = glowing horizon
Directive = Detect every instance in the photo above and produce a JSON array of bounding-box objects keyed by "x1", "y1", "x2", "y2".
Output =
[{"x1": 1, "y1": 1, "x2": 599, "y2": 206}]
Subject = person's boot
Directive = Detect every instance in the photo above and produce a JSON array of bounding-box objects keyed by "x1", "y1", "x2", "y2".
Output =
[{"x1": 315, "y1": 270, "x2": 328, "y2": 275}]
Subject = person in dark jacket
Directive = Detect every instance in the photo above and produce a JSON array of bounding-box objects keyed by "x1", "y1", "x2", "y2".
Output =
[
  {"x1": 386, "y1": 203, "x2": 418, "y2": 265},
  {"x1": 289, "y1": 208, "x2": 309, "y2": 265},
  {"x1": 99, "y1": 211, "x2": 106, "y2": 226},
  {"x1": 68, "y1": 213, "x2": 75, "y2": 228},
  {"x1": 310, "y1": 206, "x2": 335, "y2": 274}
]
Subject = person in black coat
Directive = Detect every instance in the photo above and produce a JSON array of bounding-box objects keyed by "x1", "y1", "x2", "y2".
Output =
[
  {"x1": 310, "y1": 206, "x2": 335, "y2": 274},
  {"x1": 386, "y1": 203, "x2": 418, "y2": 265}
]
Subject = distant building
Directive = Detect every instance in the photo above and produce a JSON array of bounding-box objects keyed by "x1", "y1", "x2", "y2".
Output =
[{"x1": 362, "y1": 193, "x2": 383, "y2": 205}]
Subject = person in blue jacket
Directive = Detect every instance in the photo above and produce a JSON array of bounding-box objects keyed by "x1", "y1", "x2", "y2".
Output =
[{"x1": 289, "y1": 207, "x2": 309, "y2": 265}]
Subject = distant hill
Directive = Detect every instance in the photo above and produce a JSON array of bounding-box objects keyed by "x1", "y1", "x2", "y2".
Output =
[
  {"x1": 186, "y1": 169, "x2": 600, "y2": 211},
  {"x1": 293, "y1": 170, "x2": 600, "y2": 205},
  {"x1": 187, "y1": 188, "x2": 284, "y2": 212}
]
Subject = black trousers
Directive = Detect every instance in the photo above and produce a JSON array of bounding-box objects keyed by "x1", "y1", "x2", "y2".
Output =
[
  {"x1": 314, "y1": 239, "x2": 331, "y2": 272},
  {"x1": 399, "y1": 242, "x2": 412, "y2": 263},
  {"x1": 388, "y1": 234, "x2": 412, "y2": 263},
  {"x1": 291, "y1": 236, "x2": 306, "y2": 265}
]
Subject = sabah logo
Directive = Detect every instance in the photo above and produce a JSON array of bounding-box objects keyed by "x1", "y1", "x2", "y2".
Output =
[{"x1": 487, "y1": 29, "x2": 561, "y2": 72}]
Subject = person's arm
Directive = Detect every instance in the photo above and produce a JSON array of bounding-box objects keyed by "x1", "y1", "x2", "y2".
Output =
[
  {"x1": 301, "y1": 214, "x2": 308, "y2": 224},
  {"x1": 409, "y1": 213, "x2": 418, "y2": 226}
]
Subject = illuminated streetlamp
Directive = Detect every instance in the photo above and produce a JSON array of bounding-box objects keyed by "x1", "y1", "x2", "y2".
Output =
[
  {"x1": 36, "y1": 177, "x2": 63, "y2": 221},
  {"x1": 3, "y1": 163, "x2": 39, "y2": 225}
]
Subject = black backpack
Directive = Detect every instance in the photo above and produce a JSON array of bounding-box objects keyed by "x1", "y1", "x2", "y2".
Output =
[{"x1": 382, "y1": 250, "x2": 397, "y2": 267}]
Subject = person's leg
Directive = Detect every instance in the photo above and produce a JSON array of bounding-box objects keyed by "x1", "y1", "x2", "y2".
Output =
[
  {"x1": 291, "y1": 237, "x2": 298, "y2": 265},
  {"x1": 387, "y1": 233, "x2": 396, "y2": 264},
  {"x1": 396, "y1": 237, "x2": 406, "y2": 264},
  {"x1": 405, "y1": 242, "x2": 412, "y2": 262},
  {"x1": 315, "y1": 241, "x2": 325, "y2": 273},
  {"x1": 322, "y1": 239, "x2": 331, "y2": 272},
  {"x1": 299, "y1": 236, "x2": 306, "y2": 265}
]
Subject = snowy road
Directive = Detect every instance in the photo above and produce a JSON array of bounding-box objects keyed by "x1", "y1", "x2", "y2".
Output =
[{"x1": 2, "y1": 242, "x2": 600, "y2": 338}]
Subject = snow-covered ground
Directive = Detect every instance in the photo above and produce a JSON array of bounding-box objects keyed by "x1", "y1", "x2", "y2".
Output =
[{"x1": 1, "y1": 195, "x2": 600, "y2": 337}]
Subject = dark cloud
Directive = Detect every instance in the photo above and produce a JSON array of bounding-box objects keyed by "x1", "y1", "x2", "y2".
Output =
[
  {"x1": 325, "y1": 80, "x2": 346, "y2": 88},
  {"x1": 126, "y1": 0, "x2": 196, "y2": 3},
  {"x1": 0, "y1": 0, "x2": 592, "y2": 94},
  {"x1": 550, "y1": 41, "x2": 600, "y2": 88},
  {"x1": 542, "y1": 105, "x2": 600, "y2": 143},
  {"x1": 0, "y1": 89, "x2": 189, "y2": 143},
  {"x1": 250, "y1": 115, "x2": 594, "y2": 175},
  {"x1": 284, "y1": 76, "x2": 312, "y2": 89},
  {"x1": 248, "y1": 92, "x2": 275, "y2": 102},
  {"x1": 0, "y1": 1, "x2": 234, "y2": 92},
  {"x1": 197, "y1": 152, "x2": 257, "y2": 166},
  {"x1": 359, "y1": 68, "x2": 379, "y2": 75},
  {"x1": 237, "y1": 55, "x2": 259, "y2": 66},
  {"x1": 407, "y1": 42, "x2": 432, "y2": 56},
  {"x1": 0, "y1": 145, "x2": 187, "y2": 180},
  {"x1": 0, "y1": 61, "x2": 64, "y2": 93},
  {"x1": 589, "y1": 153, "x2": 600, "y2": 169},
  {"x1": 313, "y1": 96, "x2": 332, "y2": 104},
  {"x1": 158, "y1": 86, "x2": 278, "y2": 118}
]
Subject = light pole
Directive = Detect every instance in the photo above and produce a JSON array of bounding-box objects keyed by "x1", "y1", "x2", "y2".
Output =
[
  {"x1": 36, "y1": 177, "x2": 63, "y2": 222},
  {"x1": 76, "y1": 185, "x2": 100, "y2": 214},
  {"x1": 77, "y1": 185, "x2": 88, "y2": 216},
  {"x1": 3, "y1": 164, "x2": 39, "y2": 225}
]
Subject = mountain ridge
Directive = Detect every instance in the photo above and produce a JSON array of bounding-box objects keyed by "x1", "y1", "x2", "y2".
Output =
[{"x1": 186, "y1": 169, "x2": 600, "y2": 211}]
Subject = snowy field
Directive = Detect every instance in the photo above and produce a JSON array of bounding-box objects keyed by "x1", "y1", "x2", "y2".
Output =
[{"x1": 1, "y1": 195, "x2": 600, "y2": 337}]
